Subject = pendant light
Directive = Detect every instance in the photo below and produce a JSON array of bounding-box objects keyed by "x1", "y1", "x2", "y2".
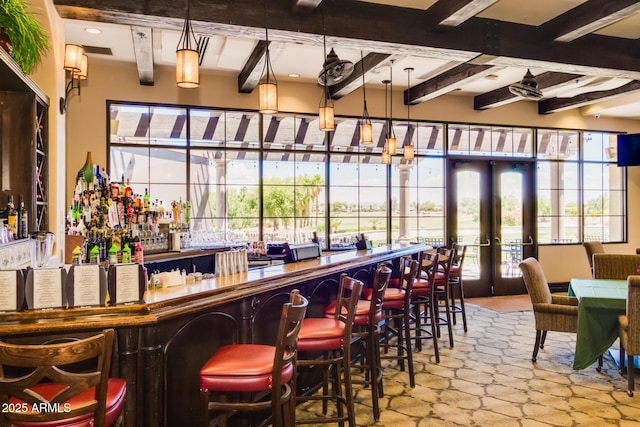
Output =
[
  {"x1": 258, "y1": 1, "x2": 277, "y2": 113},
  {"x1": 359, "y1": 51, "x2": 372, "y2": 144},
  {"x1": 176, "y1": 0, "x2": 200, "y2": 89},
  {"x1": 381, "y1": 79, "x2": 391, "y2": 165},
  {"x1": 404, "y1": 67, "x2": 415, "y2": 161},
  {"x1": 318, "y1": 34, "x2": 335, "y2": 132},
  {"x1": 386, "y1": 60, "x2": 397, "y2": 156}
]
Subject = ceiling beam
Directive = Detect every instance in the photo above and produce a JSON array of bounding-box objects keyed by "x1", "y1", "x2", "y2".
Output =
[
  {"x1": 238, "y1": 40, "x2": 268, "y2": 93},
  {"x1": 405, "y1": 63, "x2": 497, "y2": 104},
  {"x1": 53, "y1": 0, "x2": 640, "y2": 80},
  {"x1": 538, "y1": 80, "x2": 640, "y2": 114},
  {"x1": 330, "y1": 52, "x2": 391, "y2": 100},
  {"x1": 540, "y1": 0, "x2": 640, "y2": 43},
  {"x1": 130, "y1": 26, "x2": 154, "y2": 86},
  {"x1": 291, "y1": 0, "x2": 323, "y2": 15},
  {"x1": 474, "y1": 71, "x2": 580, "y2": 110},
  {"x1": 425, "y1": 0, "x2": 499, "y2": 28}
]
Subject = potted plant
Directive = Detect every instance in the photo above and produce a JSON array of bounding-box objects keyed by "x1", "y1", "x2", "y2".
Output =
[{"x1": 0, "y1": 0, "x2": 49, "y2": 74}]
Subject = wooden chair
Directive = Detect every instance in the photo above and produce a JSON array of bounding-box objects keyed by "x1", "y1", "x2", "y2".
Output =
[
  {"x1": 583, "y1": 241, "x2": 605, "y2": 276},
  {"x1": 519, "y1": 258, "x2": 583, "y2": 364},
  {"x1": 619, "y1": 275, "x2": 640, "y2": 396},
  {"x1": 592, "y1": 254, "x2": 640, "y2": 280},
  {"x1": 448, "y1": 244, "x2": 468, "y2": 332},
  {"x1": 379, "y1": 256, "x2": 420, "y2": 387},
  {"x1": 200, "y1": 290, "x2": 308, "y2": 427},
  {"x1": 411, "y1": 251, "x2": 441, "y2": 362},
  {"x1": 0, "y1": 329, "x2": 126, "y2": 427}
]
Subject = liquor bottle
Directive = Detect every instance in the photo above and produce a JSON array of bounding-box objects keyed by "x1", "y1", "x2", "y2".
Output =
[
  {"x1": 17, "y1": 196, "x2": 27, "y2": 239},
  {"x1": 122, "y1": 243, "x2": 131, "y2": 263},
  {"x1": 6, "y1": 196, "x2": 17, "y2": 239},
  {"x1": 143, "y1": 188, "x2": 150, "y2": 212},
  {"x1": 125, "y1": 179, "x2": 133, "y2": 199},
  {"x1": 77, "y1": 152, "x2": 94, "y2": 185},
  {"x1": 95, "y1": 165, "x2": 103, "y2": 187}
]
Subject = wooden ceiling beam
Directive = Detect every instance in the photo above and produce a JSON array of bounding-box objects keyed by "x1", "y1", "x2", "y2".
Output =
[
  {"x1": 425, "y1": 0, "x2": 499, "y2": 28},
  {"x1": 474, "y1": 71, "x2": 580, "y2": 110},
  {"x1": 238, "y1": 40, "x2": 269, "y2": 93},
  {"x1": 405, "y1": 63, "x2": 497, "y2": 104},
  {"x1": 540, "y1": 0, "x2": 640, "y2": 43},
  {"x1": 53, "y1": 0, "x2": 640, "y2": 80},
  {"x1": 291, "y1": 0, "x2": 323, "y2": 15},
  {"x1": 130, "y1": 26, "x2": 154, "y2": 86},
  {"x1": 329, "y1": 52, "x2": 391, "y2": 100},
  {"x1": 538, "y1": 80, "x2": 640, "y2": 114}
]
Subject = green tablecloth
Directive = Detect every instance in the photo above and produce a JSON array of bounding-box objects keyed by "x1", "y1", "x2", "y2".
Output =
[{"x1": 569, "y1": 278, "x2": 627, "y2": 370}]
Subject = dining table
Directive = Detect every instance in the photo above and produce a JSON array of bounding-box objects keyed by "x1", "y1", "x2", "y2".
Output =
[{"x1": 569, "y1": 278, "x2": 627, "y2": 370}]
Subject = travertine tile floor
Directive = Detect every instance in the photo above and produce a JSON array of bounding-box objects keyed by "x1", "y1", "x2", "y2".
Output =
[{"x1": 297, "y1": 302, "x2": 640, "y2": 426}]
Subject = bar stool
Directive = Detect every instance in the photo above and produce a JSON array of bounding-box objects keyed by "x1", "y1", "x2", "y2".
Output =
[
  {"x1": 435, "y1": 246, "x2": 455, "y2": 348},
  {"x1": 296, "y1": 274, "x2": 363, "y2": 427},
  {"x1": 411, "y1": 251, "x2": 440, "y2": 362},
  {"x1": 342, "y1": 265, "x2": 391, "y2": 421},
  {"x1": 379, "y1": 256, "x2": 419, "y2": 387},
  {"x1": 199, "y1": 290, "x2": 308, "y2": 427},
  {"x1": 0, "y1": 329, "x2": 126, "y2": 427},
  {"x1": 448, "y1": 244, "x2": 468, "y2": 332}
]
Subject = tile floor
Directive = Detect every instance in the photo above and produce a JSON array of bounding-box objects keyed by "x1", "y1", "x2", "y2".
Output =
[{"x1": 297, "y1": 301, "x2": 640, "y2": 426}]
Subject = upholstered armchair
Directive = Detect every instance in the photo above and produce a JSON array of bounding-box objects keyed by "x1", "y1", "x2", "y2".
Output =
[
  {"x1": 519, "y1": 257, "x2": 579, "y2": 362},
  {"x1": 592, "y1": 254, "x2": 640, "y2": 280},
  {"x1": 619, "y1": 275, "x2": 640, "y2": 396},
  {"x1": 583, "y1": 241, "x2": 605, "y2": 276}
]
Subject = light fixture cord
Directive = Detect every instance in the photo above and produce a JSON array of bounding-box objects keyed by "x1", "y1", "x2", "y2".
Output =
[
  {"x1": 389, "y1": 60, "x2": 395, "y2": 138},
  {"x1": 406, "y1": 67, "x2": 411, "y2": 144},
  {"x1": 361, "y1": 51, "x2": 368, "y2": 113},
  {"x1": 179, "y1": 0, "x2": 195, "y2": 51}
]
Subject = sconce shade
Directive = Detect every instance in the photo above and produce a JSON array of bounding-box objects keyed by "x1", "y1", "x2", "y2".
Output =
[
  {"x1": 386, "y1": 136, "x2": 397, "y2": 156},
  {"x1": 64, "y1": 44, "x2": 84, "y2": 72},
  {"x1": 319, "y1": 105, "x2": 335, "y2": 132},
  {"x1": 404, "y1": 144, "x2": 414, "y2": 161},
  {"x1": 176, "y1": 48, "x2": 200, "y2": 88},
  {"x1": 73, "y1": 54, "x2": 88, "y2": 80},
  {"x1": 360, "y1": 122, "x2": 373, "y2": 144},
  {"x1": 259, "y1": 81, "x2": 278, "y2": 114}
]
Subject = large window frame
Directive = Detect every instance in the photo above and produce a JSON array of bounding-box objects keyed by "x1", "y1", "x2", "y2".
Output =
[{"x1": 107, "y1": 101, "x2": 628, "y2": 245}]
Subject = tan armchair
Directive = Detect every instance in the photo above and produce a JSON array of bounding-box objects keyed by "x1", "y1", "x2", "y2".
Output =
[
  {"x1": 519, "y1": 257, "x2": 579, "y2": 363},
  {"x1": 619, "y1": 275, "x2": 640, "y2": 396},
  {"x1": 592, "y1": 254, "x2": 640, "y2": 280},
  {"x1": 583, "y1": 241, "x2": 605, "y2": 276}
]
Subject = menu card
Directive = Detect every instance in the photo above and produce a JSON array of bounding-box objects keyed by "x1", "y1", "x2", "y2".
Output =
[
  {"x1": 66, "y1": 265, "x2": 107, "y2": 307},
  {"x1": 108, "y1": 264, "x2": 145, "y2": 305},
  {"x1": 0, "y1": 270, "x2": 24, "y2": 312},
  {"x1": 27, "y1": 268, "x2": 65, "y2": 310}
]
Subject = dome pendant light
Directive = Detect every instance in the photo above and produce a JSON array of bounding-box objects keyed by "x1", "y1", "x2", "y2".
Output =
[
  {"x1": 404, "y1": 67, "x2": 415, "y2": 161},
  {"x1": 258, "y1": 1, "x2": 277, "y2": 114},
  {"x1": 176, "y1": 0, "x2": 200, "y2": 88}
]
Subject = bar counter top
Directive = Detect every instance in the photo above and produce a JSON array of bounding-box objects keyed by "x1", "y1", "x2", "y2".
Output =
[{"x1": 0, "y1": 243, "x2": 424, "y2": 336}]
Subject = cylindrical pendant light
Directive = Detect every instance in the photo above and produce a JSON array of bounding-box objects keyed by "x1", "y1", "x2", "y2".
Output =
[
  {"x1": 404, "y1": 67, "x2": 415, "y2": 161},
  {"x1": 318, "y1": 34, "x2": 335, "y2": 132},
  {"x1": 258, "y1": 2, "x2": 278, "y2": 114},
  {"x1": 360, "y1": 51, "x2": 372, "y2": 144},
  {"x1": 386, "y1": 60, "x2": 397, "y2": 155},
  {"x1": 176, "y1": 0, "x2": 200, "y2": 89}
]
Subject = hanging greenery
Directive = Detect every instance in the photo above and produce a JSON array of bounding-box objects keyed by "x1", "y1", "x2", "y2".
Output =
[{"x1": 0, "y1": 0, "x2": 49, "y2": 74}]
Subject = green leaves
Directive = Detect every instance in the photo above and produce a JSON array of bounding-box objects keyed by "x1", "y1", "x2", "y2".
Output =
[{"x1": 0, "y1": 0, "x2": 49, "y2": 74}]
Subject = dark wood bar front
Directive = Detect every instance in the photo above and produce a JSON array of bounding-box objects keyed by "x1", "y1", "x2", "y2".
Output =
[{"x1": 0, "y1": 244, "x2": 424, "y2": 427}]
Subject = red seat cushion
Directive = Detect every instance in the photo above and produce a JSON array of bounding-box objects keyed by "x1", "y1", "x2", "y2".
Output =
[
  {"x1": 297, "y1": 318, "x2": 345, "y2": 352},
  {"x1": 10, "y1": 379, "x2": 126, "y2": 427},
  {"x1": 324, "y1": 299, "x2": 381, "y2": 325},
  {"x1": 412, "y1": 278, "x2": 432, "y2": 296},
  {"x1": 200, "y1": 344, "x2": 292, "y2": 393},
  {"x1": 381, "y1": 287, "x2": 406, "y2": 310},
  {"x1": 388, "y1": 278, "x2": 402, "y2": 288}
]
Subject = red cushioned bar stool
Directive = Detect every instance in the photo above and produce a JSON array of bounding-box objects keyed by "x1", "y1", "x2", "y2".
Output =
[
  {"x1": 295, "y1": 274, "x2": 363, "y2": 427},
  {"x1": 0, "y1": 329, "x2": 126, "y2": 427},
  {"x1": 379, "y1": 256, "x2": 420, "y2": 387},
  {"x1": 434, "y1": 247, "x2": 455, "y2": 348},
  {"x1": 410, "y1": 251, "x2": 440, "y2": 362},
  {"x1": 199, "y1": 290, "x2": 308, "y2": 427},
  {"x1": 338, "y1": 265, "x2": 391, "y2": 421}
]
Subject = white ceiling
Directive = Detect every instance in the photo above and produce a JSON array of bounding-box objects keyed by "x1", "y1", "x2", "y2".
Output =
[{"x1": 60, "y1": 0, "x2": 640, "y2": 119}]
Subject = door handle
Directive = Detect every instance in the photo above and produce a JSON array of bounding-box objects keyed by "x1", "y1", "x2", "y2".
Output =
[
  {"x1": 494, "y1": 236, "x2": 502, "y2": 246},
  {"x1": 521, "y1": 235, "x2": 534, "y2": 246}
]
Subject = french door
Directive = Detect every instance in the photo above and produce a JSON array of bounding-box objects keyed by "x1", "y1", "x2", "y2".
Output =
[{"x1": 446, "y1": 159, "x2": 536, "y2": 296}]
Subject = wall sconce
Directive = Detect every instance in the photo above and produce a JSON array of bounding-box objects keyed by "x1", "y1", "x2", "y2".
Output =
[
  {"x1": 176, "y1": 0, "x2": 200, "y2": 88},
  {"x1": 59, "y1": 44, "x2": 87, "y2": 114}
]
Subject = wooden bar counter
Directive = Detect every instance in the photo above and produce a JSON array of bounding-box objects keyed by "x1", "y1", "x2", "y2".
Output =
[{"x1": 0, "y1": 243, "x2": 425, "y2": 427}]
